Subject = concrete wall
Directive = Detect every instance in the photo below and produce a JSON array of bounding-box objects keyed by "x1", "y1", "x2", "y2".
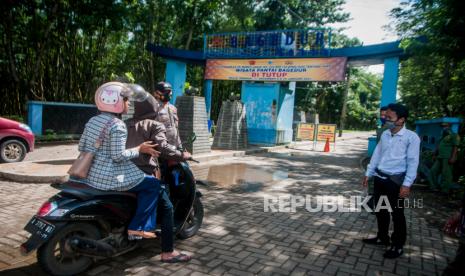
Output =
[
  {"x1": 241, "y1": 82, "x2": 278, "y2": 145},
  {"x1": 176, "y1": 96, "x2": 211, "y2": 154},
  {"x1": 241, "y1": 82, "x2": 295, "y2": 145}
]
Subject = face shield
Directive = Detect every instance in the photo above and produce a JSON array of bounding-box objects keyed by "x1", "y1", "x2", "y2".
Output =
[{"x1": 120, "y1": 84, "x2": 150, "y2": 102}]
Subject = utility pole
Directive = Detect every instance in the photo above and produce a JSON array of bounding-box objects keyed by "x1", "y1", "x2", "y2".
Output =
[{"x1": 338, "y1": 67, "x2": 351, "y2": 137}]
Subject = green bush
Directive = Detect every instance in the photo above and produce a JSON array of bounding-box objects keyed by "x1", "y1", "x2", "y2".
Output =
[
  {"x1": 36, "y1": 134, "x2": 80, "y2": 142},
  {"x1": 2, "y1": 115, "x2": 24, "y2": 123}
]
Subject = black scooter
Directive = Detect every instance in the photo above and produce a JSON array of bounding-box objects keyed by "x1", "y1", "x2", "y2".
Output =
[{"x1": 20, "y1": 160, "x2": 203, "y2": 276}]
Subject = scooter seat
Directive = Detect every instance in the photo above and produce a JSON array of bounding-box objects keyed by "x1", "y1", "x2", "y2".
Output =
[{"x1": 52, "y1": 181, "x2": 137, "y2": 200}]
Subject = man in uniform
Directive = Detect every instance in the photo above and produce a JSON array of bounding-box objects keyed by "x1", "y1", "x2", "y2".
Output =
[
  {"x1": 152, "y1": 82, "x2": 183, "y2": 149},
  {"x1": 428, "y1": 122, "x2": 460, "y2": 193}
]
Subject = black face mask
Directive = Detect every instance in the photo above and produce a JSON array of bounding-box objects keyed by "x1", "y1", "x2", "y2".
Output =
[{"x1": 162, "y1": 94, "x2": 171, "y2": 102}]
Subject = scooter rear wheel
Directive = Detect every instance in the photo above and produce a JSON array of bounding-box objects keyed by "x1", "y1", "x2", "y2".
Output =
[{"x1": 37, "y1": 223, "x2": 101, "y2": 276}]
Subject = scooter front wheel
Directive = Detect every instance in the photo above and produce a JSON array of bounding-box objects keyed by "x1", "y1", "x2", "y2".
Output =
[
  {"x1": 37, "y1": 223, "x2": 101, "y2": 276},
  {"x1": 177, "y1": 198, "x2": 204, "y2": 240}
]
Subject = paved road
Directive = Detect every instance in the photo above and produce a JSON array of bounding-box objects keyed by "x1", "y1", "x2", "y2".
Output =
[
  {"x1": 23, "y1": 131, "x2": 373, "y2": 162},
  {"x1": 24, "y1": 143, "x2": 78, "y2": 162},
  {"x1": 0, "y1": 134, "x2": 458, "y2": 275}
]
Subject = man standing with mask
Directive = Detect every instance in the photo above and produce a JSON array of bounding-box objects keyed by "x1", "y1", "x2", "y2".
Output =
[
  {"x1": 362, "y1": 103, "x2": 421, "y2": 259},
  {"x1": 428, "y1": 122, "x2": 460, "y2": 193},
  {"x1": 153, "y1": 82, "x2": 183, "y2": 149}
]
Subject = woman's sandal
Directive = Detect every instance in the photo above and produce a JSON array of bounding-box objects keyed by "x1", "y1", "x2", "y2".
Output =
[
  {"x1": 127, "y1": 230, "x2": 157, "y2": 240},
  {"x1": 161, "y1": 253, "x2": 192, "y2": 263}
]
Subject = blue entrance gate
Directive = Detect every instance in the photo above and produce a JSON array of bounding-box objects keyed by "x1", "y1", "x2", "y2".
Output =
[{"x1": 146, "y1": 32, "x2": 405, "y2": 146}]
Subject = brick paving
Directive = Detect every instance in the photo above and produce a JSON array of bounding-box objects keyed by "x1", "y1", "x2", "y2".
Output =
[
  {"x1": 0, "y1": 135, "x2": 459, "y2": 275},
  {"x1": 24, "y1": 143, "x2": 79, "y2": 162}
]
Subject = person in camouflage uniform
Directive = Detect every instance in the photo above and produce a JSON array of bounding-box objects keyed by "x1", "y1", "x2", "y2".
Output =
[{"x1": 428, "y1": 122, "x2": 460, "y2": 192}]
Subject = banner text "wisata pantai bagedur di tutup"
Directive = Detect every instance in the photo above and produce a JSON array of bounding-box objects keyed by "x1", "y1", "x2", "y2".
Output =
[{"x1": 204, "y1": 58, "x2": 347, "y2": 82}]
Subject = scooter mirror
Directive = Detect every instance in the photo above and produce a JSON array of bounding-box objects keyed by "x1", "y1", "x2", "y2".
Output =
[{"x1": 188, "y1": 133, "x2": 197, "y2": 144}]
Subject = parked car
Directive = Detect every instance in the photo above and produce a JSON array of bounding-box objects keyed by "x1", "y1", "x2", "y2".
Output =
[{"x1": 0, "y1": 117, "x2": 35, "y2": 163}]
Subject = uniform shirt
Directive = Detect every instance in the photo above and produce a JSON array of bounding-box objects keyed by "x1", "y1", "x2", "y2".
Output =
[
  {"x1": 77, "y1": 113, "x2": 145, "y2": 191},
  {"x1": 156, "y1": 103, "x2": 182, "y2": 147},
  {"x1": 366, "y1": 126, "x2": 421, "y2": 187},
  {"x1": 437, "y1": 132, "x2": 460, "y2": 158}
]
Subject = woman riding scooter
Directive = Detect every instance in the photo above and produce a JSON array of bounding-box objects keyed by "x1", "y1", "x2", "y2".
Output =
[
  {"x1": 125, "y1": 87, "x2": 192, "y2": 263},
  {"x1": 19, "y1": 82, "x2": 198, "y2": 275},
  {"x1": 76, "y1": 82, "x2": 161, "y2": 240}
]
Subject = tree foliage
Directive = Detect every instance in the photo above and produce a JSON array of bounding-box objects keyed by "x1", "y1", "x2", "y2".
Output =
[
  {"x1": 295, "y1": 67, "x2": 382, "y2": 130},
  {"x1": 390, "y1": 0, "x2": 465, "y2": 122},
  {"x1": 294, "y1": 33, "x2": 382, "y2": 130},
  {"x1": 1, "y1": 0, "x2": 385, "y2": 130}
]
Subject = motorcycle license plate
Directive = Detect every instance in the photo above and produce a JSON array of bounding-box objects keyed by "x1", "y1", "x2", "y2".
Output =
[{"x1": 24, "y1": 216, "x2": 56, "y2": 242}]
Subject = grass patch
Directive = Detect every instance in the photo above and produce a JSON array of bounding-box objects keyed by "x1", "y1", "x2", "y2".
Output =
[{"x1": 36, "y1": 132, "x2": 80, "y2": 142}]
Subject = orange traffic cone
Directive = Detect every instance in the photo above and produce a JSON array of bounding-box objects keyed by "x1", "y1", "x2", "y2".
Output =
[{"x1": 323, "y1": 138, "x2": 330, "y2": 152}]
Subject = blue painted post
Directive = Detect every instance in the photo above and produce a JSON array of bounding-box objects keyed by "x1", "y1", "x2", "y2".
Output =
[
  {"x1": 276, "y1": 82, "x2": 295, "y2": 143},
  {"x1": 165, "y1": 59, "x2": 187, "y2": 104},
  {"x1": 204, "y1": 79, "x2": 213, "y2": 119},
  {"x1": 27, "y1": 101, "x2": 43, "y2": 135},
  {"x1": 380, "y1": 57, "x2": 400, "y2": 107}
]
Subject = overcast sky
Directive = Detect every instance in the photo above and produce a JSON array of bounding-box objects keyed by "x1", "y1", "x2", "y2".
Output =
[
  {"x1": 333, "y1": 0, "x2": 401, "y2": 45},
  {"x1": 331, "y1": 0, "x2": 402, "y2": 73}
]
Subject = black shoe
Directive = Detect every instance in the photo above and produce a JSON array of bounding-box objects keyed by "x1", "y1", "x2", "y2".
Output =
[
  {"x1": 383, "y1": 246, "x2": 403, "y2": 259},
  {"x1": 362, "y1": 237, "x2": 390, "y2": 246}
]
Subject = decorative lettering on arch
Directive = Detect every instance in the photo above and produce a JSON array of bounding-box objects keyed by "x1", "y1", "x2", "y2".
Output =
[{"x1": 205, "y1": 29, "x2": 331, "y2": 58}]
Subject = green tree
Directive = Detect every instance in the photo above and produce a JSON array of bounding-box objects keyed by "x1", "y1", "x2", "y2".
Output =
[
  {"x1": 390, "y1": 0, "x2": 465, "y2": 121},
  {"x1": 345, "y1": 69, "x2": 382, "y2": 130},
  {"x1": 0, "y1": 0, "x2": 353, "y2": 124},
  {"x1": 254, "y1": 0, "x2": 349, "y2": 30},
  {"x1": 294, "y1": 33, "x2": 383, "y2": 130},
  {"x1": 0, "y1": 0, "x2": 131, "y2": 114},
  {"x1": 207, "y1": 0, "x2": 351, "y2": 122},
  {"x1": 295, "y1": 68, "x2": 382, "y2": 130}
]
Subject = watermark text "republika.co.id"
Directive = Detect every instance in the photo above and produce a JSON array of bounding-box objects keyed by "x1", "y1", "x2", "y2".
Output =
[{"x1": 263, "y1": 195, "x2": 423, "y2": 213}]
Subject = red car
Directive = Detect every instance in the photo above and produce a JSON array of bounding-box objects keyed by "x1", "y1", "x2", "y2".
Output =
[{"x1": 0, "y1": 117, "x2": 35, "y2": 163}]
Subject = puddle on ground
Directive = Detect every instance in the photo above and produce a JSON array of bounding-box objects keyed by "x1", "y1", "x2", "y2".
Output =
[
  {"x1": 34, "y1": 160, "x2": 288, "y2": 193},
  {"x1": 193, "y1": 163, "x2": 288, "y2": 192}
]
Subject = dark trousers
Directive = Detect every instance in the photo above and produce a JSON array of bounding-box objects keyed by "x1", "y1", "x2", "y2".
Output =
[
  {"x1": 158, "y1": 187, "x2": 174, "y2": 253},
  {"x1": 128, "y1": 176, "x2": 161, "y2": 232},
  {"x1": 373, "y1": 176, "x2": 406, "y2": 247}
]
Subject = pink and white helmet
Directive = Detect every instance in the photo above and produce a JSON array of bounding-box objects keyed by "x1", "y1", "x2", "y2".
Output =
[{"x1": 94, "y1": 82, "x2": 132, "y2": 114}]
